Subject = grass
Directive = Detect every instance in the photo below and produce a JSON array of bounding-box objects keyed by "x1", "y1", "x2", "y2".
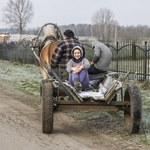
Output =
[
  {"x1": 0, "y1": 60, "x2": 42, "y2": 107},
  {"x1": 110, "y1": 59, "x2": 150, "y2": 74}
]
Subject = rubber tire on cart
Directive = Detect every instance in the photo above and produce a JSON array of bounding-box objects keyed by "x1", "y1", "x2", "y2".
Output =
[
  {"x1": 124, "y1": 85, "x2": 142, "y2": 134},
  {"x1": 41, "y1": 79, "x2": 54, "y2": 134}
]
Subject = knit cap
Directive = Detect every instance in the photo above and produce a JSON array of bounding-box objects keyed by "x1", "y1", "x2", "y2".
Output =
[
  {"x1": 63, "y1": 29, "x2": 74, "y2": 37},
  {"x1": 71, "y1": 45, "x2": 84, "y2": 57}
]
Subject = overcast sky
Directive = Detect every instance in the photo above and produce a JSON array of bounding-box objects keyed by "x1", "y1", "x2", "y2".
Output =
[{"x1": 0, "y1": 0, "x2": 150, "y2": 29}]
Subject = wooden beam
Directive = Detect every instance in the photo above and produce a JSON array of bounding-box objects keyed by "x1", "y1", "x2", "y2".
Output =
[{"x1": 56, "y1": 100, "x2": 130, "y2": 111}]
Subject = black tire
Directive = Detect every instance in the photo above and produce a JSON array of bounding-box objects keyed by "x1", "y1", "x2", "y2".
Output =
[
  {"x1": 41, "y1": 79, "x2": 54, "y2": 134},
  {"x1": 124, "y1": 85, "x2": 142, "y2": 134}
]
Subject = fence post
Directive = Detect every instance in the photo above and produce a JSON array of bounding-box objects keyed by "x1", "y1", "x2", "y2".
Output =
[
  {"x1": 116, "y1": 42, "x2": 119, "y2": 72},
  {"x1": 132, "y1": 42, "x2": 136, "y2": 60},
  {"x1": 144, "y1": 41, "x2": 147, "y2": 80}
]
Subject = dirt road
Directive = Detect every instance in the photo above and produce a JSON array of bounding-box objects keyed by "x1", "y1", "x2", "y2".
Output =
[{"x1": 0, "y1": 88, "x2": 149, "y2": 150}]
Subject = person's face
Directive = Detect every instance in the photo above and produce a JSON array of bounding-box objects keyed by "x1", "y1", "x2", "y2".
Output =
[{"x1": 74, "y1": 49, "x2": 81, "y2": 59}]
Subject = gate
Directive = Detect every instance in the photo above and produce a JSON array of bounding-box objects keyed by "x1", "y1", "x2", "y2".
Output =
[{"x1": 106, "y1": 42, "x2": 150, "y2": 81}]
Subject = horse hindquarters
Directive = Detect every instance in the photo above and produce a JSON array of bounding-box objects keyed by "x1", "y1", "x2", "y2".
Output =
[{"x1": 39, "y1": 41, "x2": 58, "y2": 79}]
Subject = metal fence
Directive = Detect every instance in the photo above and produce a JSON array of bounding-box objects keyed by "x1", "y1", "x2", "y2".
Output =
[
  {"x1": 106, "y1": 42, "x2": 150, "y2": 81},
  {"x1": 0, "y1": 41, "x2": 150, "y2": 81},
  {"x1": 0, "y1": 41, "x2": 37, "y2": 64}
]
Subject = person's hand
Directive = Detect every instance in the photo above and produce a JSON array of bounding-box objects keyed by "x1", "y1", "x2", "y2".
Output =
[
  {"x1": 78, "y1": 64, "x2": 84, "y2": 70},
  {"x1": 72, "y1": 67, "x2": 80, "y2": 73},
  {"x1": 71, "y1": 65, "x2": 83, "y2": 73},
  {"x1": 71, "y1": 66, "x2": 77, "y2": 72}
]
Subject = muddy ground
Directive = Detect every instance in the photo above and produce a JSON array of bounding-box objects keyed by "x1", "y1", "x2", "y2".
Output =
[{"x1": 0, "y1": 86, "x2": 149, "y2": 150}]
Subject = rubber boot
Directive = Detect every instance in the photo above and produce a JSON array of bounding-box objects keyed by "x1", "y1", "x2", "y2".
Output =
[{"x1": 74, "y1": 78, "x2": 82, "y2": 92}]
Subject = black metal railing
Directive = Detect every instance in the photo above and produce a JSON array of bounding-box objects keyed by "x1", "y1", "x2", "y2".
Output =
[
  {"x1": 0, "y1": 41, "x2": 150, "y2": 81},
  {"x1": 106, "y1": 42, "x2": 150, "y2": 81}
]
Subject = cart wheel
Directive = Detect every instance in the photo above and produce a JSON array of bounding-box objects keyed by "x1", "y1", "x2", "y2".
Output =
[
  {"x1": 41, "y1": 79, "x2": 54, "y2": 134},
  {"x1": 124, "y1": 85, "x2": 142, "y2": 134}
]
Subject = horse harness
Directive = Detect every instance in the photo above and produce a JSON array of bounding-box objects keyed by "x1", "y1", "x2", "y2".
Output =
[{"x1": 38, "y1": 35, "x2": 57, "y2": 55}]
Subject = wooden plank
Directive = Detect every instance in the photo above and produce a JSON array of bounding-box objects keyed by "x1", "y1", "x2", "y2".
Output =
[
  {"x1": 56, "y1": 100, "x2": 130, "y2": 106},
  {"x1": 57, "y1": 105, "x2": 118, "y2": 111}
]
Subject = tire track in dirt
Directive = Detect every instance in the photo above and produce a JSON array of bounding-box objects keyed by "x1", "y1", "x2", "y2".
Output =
[
  {"x1": 0, "y1": 89, "x2": 104, "y2": 150},
  {"x1": 0, "y1": 88, "x2": 149, "y2": 150}
]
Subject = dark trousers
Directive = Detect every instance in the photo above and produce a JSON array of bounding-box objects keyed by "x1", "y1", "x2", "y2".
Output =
[{"x1": 88, "y1": 65, "x2": 107, "y2": 74}]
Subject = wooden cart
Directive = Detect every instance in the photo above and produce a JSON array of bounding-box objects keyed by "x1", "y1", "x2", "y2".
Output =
[{"x1": 40, "y1": 69, "x2": 142, "y2": 134}]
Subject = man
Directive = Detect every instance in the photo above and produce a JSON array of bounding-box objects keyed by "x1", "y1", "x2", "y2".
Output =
[
  {"x1": 51, "y1": 29, "x2": 84, "y2": 79},
  {"x1": 88, "y1": 41, "x2": 112, "y2": 74}
]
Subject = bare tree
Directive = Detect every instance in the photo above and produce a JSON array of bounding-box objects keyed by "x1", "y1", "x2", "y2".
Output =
[
  {"x1": 91, "y1": 8, "x2": 117, "y2": 42},
  {"x1": 2, "y1": 0, "x2": 33, "y2": 34},
  {"x1": 110, "y1": 20, "x2": 119, "y2": 43}
]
